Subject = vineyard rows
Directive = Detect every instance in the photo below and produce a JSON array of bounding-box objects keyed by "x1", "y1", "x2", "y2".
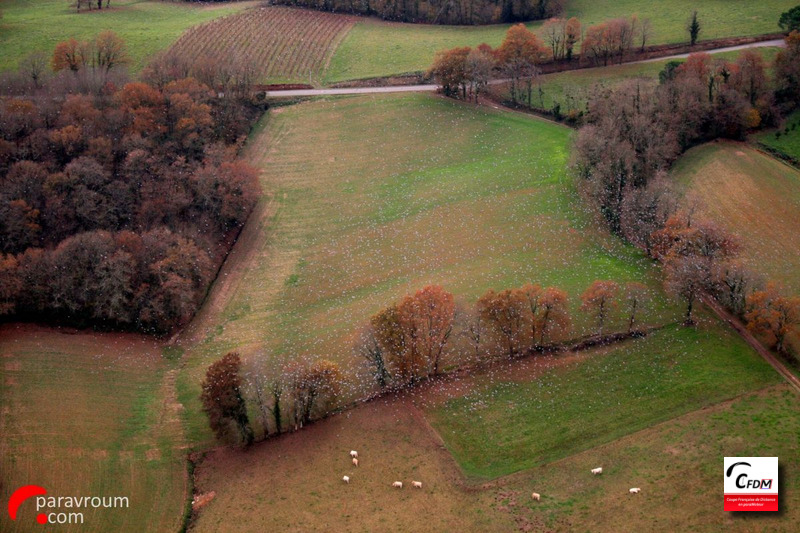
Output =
[{"x1": 166, "y1": 6, "x2": 355, "y2": 84}]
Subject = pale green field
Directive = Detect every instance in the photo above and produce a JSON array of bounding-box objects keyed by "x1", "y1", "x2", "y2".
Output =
[
  {"x1": 0, "y1": 0, "x2": 256, "y2": 73},
  {"x1": 0, "y1": 325, "x2": 186, "y2": 532},
  {"x1": 429, "y1": 321, "x2": 779, "y2": 478}
]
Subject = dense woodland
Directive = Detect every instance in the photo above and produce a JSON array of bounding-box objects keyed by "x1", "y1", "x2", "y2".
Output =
[
  {"x1": 0, "y1": 34, "x2": 262, "y2": 333},
  {"x1": 271, "y1": 0, "x2": 563, "y2": 24}
]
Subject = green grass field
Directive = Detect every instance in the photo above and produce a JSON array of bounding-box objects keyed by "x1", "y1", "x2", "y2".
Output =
[
  {"x1": 756, "y1": 110, "x2": 800, "y2": 162},
  {"x1": 672, "y1": 141, "x2": 800, "y2": 294},
  {"x1": 0, "y1": 325, "x2": 186, "y2": 532},
  {"x1": 326, "y1": 0, "x2": 794, "y2": 81},
  {"x1": 427, "y1": 321, "x2": 779, "y2": 478},
  {"x1": 0, "y1": 0, "x2": 255, "y2": 73},
  {"x1": 176, "y1": 93, "x2": 682, "y2": 445},
  {"x1": 325, "y1": 20, "x2": 513, "y2": 82},
  {"x1": 492, "y1": 383, "x2": 799, "y2": 531}
]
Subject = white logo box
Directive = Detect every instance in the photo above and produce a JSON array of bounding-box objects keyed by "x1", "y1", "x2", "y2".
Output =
[{"x1": 724, "y1": 457, "x2": 778, "y2": 512}]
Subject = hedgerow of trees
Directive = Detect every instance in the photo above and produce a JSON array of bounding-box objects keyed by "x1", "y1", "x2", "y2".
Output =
[
  {"x1": 573, "y1": 32, "x2": 800, "y2": 359},
  {"x1": 271, "y1": 0, "x2": 564, "y2": 25},
  {"x1": 428, "y1": 24, "x2": 550, "y2": 105},
  {"x1": 0, "y1": 33, "x2": 262, "y2": 333},
  {"x1": 212, "y1": 278, "x2": 659, "y2": 446}
]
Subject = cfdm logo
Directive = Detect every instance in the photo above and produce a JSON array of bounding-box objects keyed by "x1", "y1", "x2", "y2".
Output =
[{"x1": 724, "y1": 457, "x2": 778, "y2": 511}]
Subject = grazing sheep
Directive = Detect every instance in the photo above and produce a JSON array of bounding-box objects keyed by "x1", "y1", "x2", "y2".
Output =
[
  {"x1": 591, "y1": 467, "x2": 603, "y2": 475},
  {"x1": 350, "y1": 450, "x2": 358, "y2": 458},
  {"x1": 412, "y1": 481, "x2": 422, "y2": 489},
  {"x1": 343, "y1": 476, "x2": 350, "y2": 484},
  {"x1": 629, "y1": 487, "x2": 641, "y2": 494},
  {"x1": 531, "y1": 492, "x2": 541, "y2": 501},
  {"x1": 392, "y1": 481, "x2": 403, "y2": 488},
  {"x1": 352, "y1": 458, "x2": 359, "y2": 467}
]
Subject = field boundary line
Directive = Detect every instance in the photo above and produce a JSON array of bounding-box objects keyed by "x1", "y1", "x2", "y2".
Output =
[{"x1": 473, "y1": 383, "x2": 792, "y2": 489}]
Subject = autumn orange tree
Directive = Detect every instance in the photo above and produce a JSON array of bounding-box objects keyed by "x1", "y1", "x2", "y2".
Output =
[
  {"x1": 477, "y1": 288, "x2": 528, "y2": 358},
  {"x1": 371, "y1": 285, "x2": 456, "y2": 385},
  {"x1": 651, "y1": 211, "x2": 741, "y2": 324},
  {"x1": 93, "y1": 30, "x2": 129, "y2": 74},
  {"x1": 201, "y1": 352, "x2": 254, "y2": 446},
  {"x1": 745, "y1": 284, "x2": 800, "y2": 355},
  {"x1": 496, "y1": 23, "x2": 548, "y2": 105},
  {"x1": 51, "y1": 38, "x2": 87, "y2": 72},
  {"x1": 581, "y1": 280, "x2": 619, "y2": 333},
  {"x1": 478, "y1": 284, "x2": 570, "y2": 356},
  {"x1": 428, "y1": 46, "x2": 470, "y2": 98}
]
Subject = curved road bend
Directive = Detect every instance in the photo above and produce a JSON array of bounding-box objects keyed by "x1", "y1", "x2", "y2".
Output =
[{"x1": 265, "y1": 39, "x2": 785, "y2": 98}]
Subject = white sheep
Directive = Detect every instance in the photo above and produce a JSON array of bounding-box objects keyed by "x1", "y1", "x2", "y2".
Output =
[
  {"x1": 531, "y1": 492, "x2": 541, "y2": 501},
  {"x1": 350, "y1": 450, "x2": 358, "y2": 458},
  {"x1": 343, "y1": 476, "x2": 350, "y2": 484},
  {"x1": 352, "y1": 458, "x2": 359, "y2": 467},
  {"x1": 412, "y1": 481, "x2": 422, "y2": 489},
  {"x1": 629, "y1": 487, "x2": 641, "y2": 494},
  {"x1": 392, "y1": 481, "x2": 403, "y2": 488},
  {"x1": 591, "y1": 467, "x2": 603, "y2": 475}
]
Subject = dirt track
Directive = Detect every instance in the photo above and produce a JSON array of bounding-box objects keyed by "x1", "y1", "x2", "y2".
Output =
[{"x1": 701, "y1": 294, "x2": 800, "y2": 395}]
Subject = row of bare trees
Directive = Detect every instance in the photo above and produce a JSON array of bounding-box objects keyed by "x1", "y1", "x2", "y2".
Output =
[
  {"x1": 358, "y1": 281, "x2": 655, "y2": 391},
  {"x1": 201, "y1": 278, "x2": 659, "y2": 446},
  {"x1": 428, "y1": 16, "x2": 654, "y2": 105},
  {"x1": 71, "y1": 0, "x2": 111, "y2": 12},
  {"x1": 650, "y1": 209, "x2": 800, "y2": 358},
  {"x1": 582, "y1": 15, "x2": 651, "y2": 66},
  {"x1": 202, "y1": 352, "x2": 343, "y2": 445}
]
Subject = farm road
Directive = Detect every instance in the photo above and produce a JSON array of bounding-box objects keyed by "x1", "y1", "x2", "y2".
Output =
[
  {"x1": 701, "y1": 294, "x2": 800, "y2": 395},
  {"x1": 265, "y1": 39, "x2": 785, "y2": 98}
]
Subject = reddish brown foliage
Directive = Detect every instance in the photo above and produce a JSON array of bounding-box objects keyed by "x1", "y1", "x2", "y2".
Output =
[
  {"x1": 201, "y1": 352, "x2": 253, "y2": 446},
  {"x1": 745, "y1": 284, "x2": 800, "y2": 355}
]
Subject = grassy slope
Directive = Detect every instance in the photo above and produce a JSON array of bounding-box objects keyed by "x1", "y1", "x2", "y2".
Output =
[
  {"x1": 177, "y1": 93, "x2": 681, "y2": 446},
  {"x1": 325, "y1": 20, "x2": 513, "y2": 82},
  {"x1": 756, "y1": 109, "x2": 800, "y2": 161},
  {"x1": 0, "y1": 0, "x2": 255, "y2": 73},
  {"x1": 427, "y1": 320, "x2": 779, "y2": 479},
  {"x1": 0, "y1": 325, "x2": 186, "y2": 533},
  {"x1": 494, "y1": 383, "x2": 800, "y2": 532},
  {"x1": 191, "y1": 358, "x2": 794, "y2": 532},
  {"x1": 672, "y1": 141, "x2": 800, "y2": 294},
  {"x1": 326, "y1": 0, "x2": 794, "y2": 82}
]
